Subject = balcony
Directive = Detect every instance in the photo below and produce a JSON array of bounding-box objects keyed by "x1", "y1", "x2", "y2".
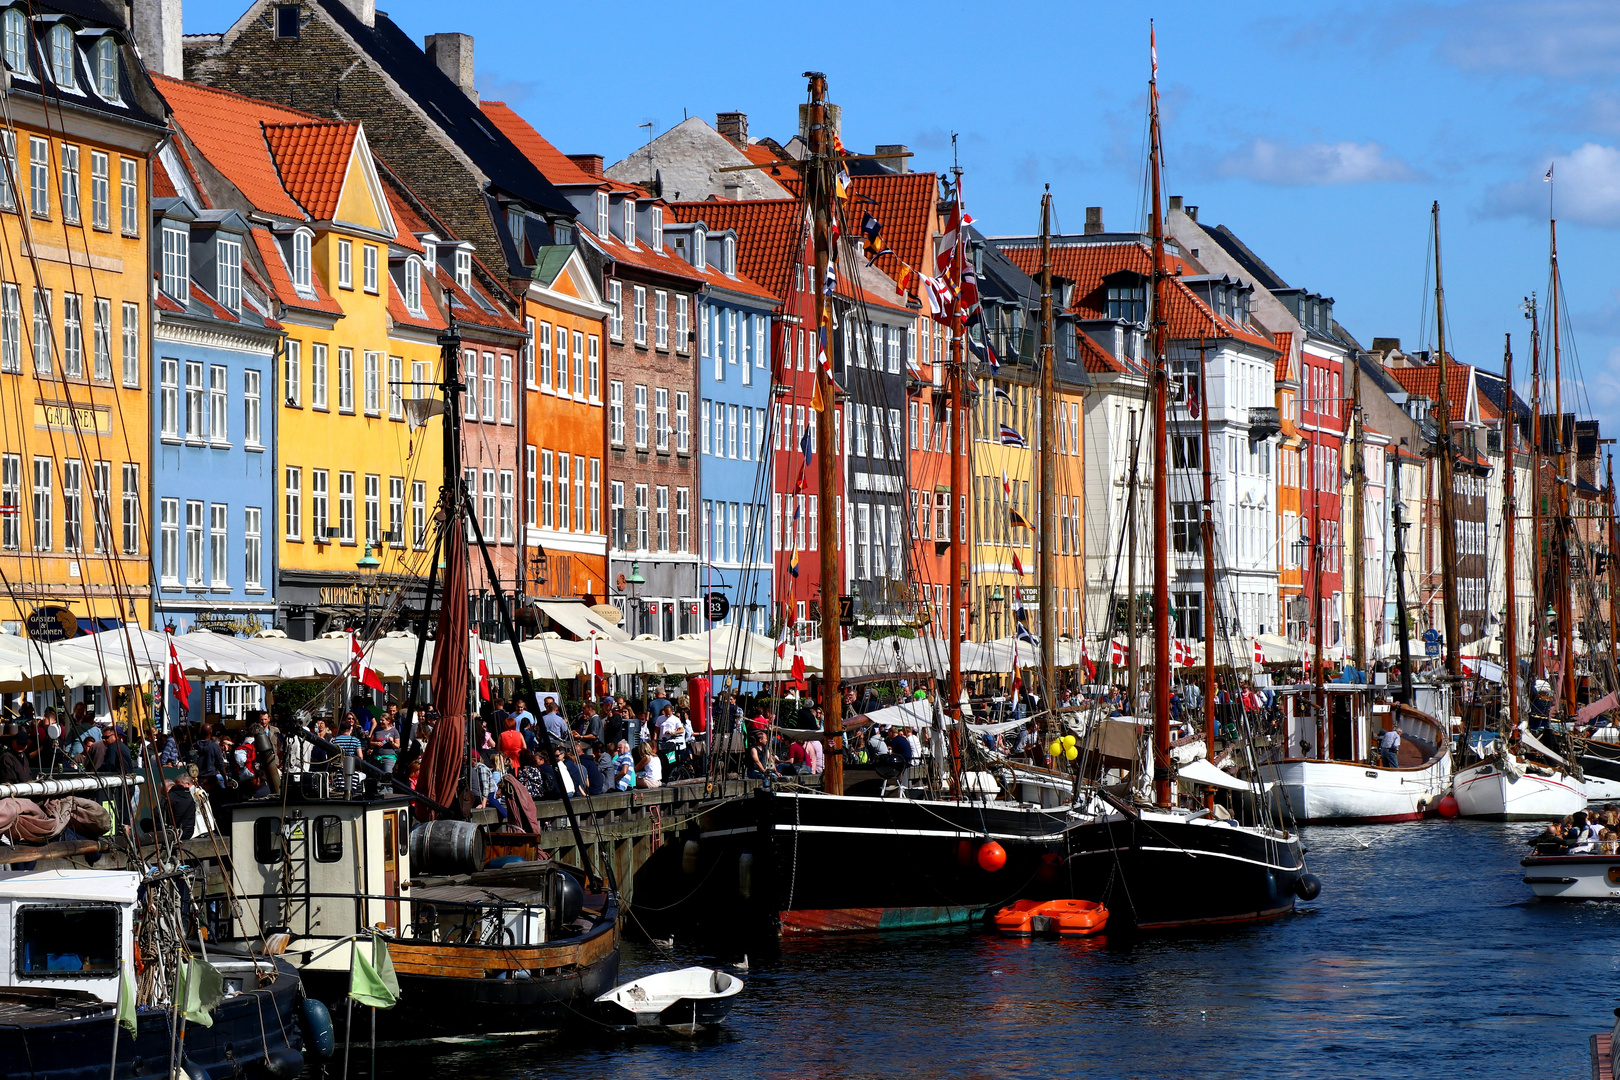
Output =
[{"x1": 1249, "y1": 406, "x2": 1281, "y2": 440}]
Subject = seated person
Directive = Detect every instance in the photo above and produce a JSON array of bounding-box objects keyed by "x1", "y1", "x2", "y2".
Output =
[{"x1": 746, "y1": 730, "x2": 779, "y2": 785}]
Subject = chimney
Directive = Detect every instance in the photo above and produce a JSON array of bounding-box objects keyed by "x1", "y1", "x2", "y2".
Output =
[
  {"x1": 568, "y1": 154, "x2": 604, "y2": 179},
  {"x1": 336, "y1": 0, "x2": 374, "y2": 27},
  {"x1": 132, "y1": 0, "x2": 183, "y2": 78},
  {"x1": 1084, "y1": 207, "x2": 1104, "y2": 235},
  {"x1": 875, "y1": 145, "x2": 909, "y2": 173},
  {"x1": 1168, "y1": 195, "x2": 1183, "y2": 211},
  {"x1": 424, "y1": 33, "x2": 477, "y2": 102},
  {"x1": 716, "y1": 112, "x2": 748, "y2": 150},
  {"x1": 723, "y1": 181, "x2": 743, "y2": 201},
  {"x1": 1186, "y1": 205, "x2": 1199, "y2": 222},
  {"x1": 1371, "y1": 337, "x2": 1401, "y2": 356},
  {"x1": 797, "y1": 102, "x2": 842, "y2": 149}
]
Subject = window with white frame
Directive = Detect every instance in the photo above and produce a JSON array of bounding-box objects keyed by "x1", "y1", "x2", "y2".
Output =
[
  {"x1": 388, "y1": 476, "x2": 403, "y2": 545},
  {"x1": 573, "y1": 455, "x2": 585, "y2": 531},
  {"x1": 404, "y1": 258, "x2": 422, "y2": 315},
  {"x1": 244, "y1": 506, "x2": 262, "y2": 588},
  {"x1": 500, "y1": 354, "x2": 513, "y2": 422},
  {"x1": 291, "y1": 230, "x2": 313, "y2": 295},
  {"x1": 676, "y1": 295, "x2": 689, "y2": 353},
  {"x1": 538, "y1": 323, "x2": 552, "y2": 388},
  {"x1": 481, "y1": 351, "x2": 495, "y2": 420},
  {"x1": 541, "y1": 450, "x2": 553, "y2": 528},
  {"x1": 161, "y1": 224, "x2": 188, "y2": 299},
  {"x1": 59, "y1": 293, "x2": 82, "y2": 376},
  {"x1": 338, "y1": 348, "x2": 353, "y2": 412},
  {"x1": 588, "y1": 335, "x2": 600, "y2": 398},
  {"x1": 159, "y1": 357, "x2": 178, "y2": 436},
  {"x1": 572, "y1": 331, "x2": 584, "y2": 396},
  {"x1": 121, "y1": 301, "x2": 138, "y2": 386},
  {"x1": 209, "y1": 365, "x2": 228, "y2": 441},
  {"x1": 284, "y1": 466, "x2": 301, "y2": 541},
  {"x1": 59, "y1": 143, "x2": 78, "y2": 223},
  {"x1": 634, "y1": 384, "x2": 648, "y2": 448},
  {"x1": 499, "y1": 470, "x2": 514, "y2": 542},
  {"x1": 363, "y1": 244, "x2": 378, "y2": 293},
  {"x1": 28, "y1": 136, "x2": 47, "y2": 217},
  {"x1": 412, "y1": 480, "x2": 425, "y2": 548},
  {"x1": 727, "y1": 310, "x2": 737, "y2": 365},
  {"x1": 480, "y1": 469, "x2": 495, "y2": 538},
  {"x1": 676, "y1": 487, "x2": 689, "y2": 553},
  {"x1": 609, "y1": 381, "x2": 624, "y2": 443},
  {"x1": 48, "y1": 24, "x2": 74, "y2": 88},
  {"x1": 651, "y1": 207, "x2": 663, "y2": 251},
  {"x1": 243, "y1": 368, "x2": 262, "y2": 446},
  {"x1": 91, "y1": 464, "x2": 111, "y2": 562},
  {"x1": 676, "y1": 392, "x2": 689, "y2": 453},
  {"x1": 525, "y1": 445, "x2": 536, "y2": 526},
  {"x1": 337, "y1": 238, "x2": 352, "y2": 289},
  {"x1": 595, "y1": 192, "x2": 610, "y2": 238},
  {"x1": 0, "y1": 131, "x2": 15, "y2": 212},
  {"x1": 523, "y1": 317, "x2": 535, "y2": 385},
  {"x1": 633, "y1": 286, "x2": 647, "y2": 344},
  {"x1": 656, "y1": 486, "x2": 669, "y2": 551},
  {"x1": 119, "y1": 157, "x2": 137, "y2": 235},
  {"x1": 92, "y1": 298, "x2": 110, "y2": 381},
  {"x1": 0, "y1": 453, "x2": 16, "y2": 550},
  {"x1": 29, "y1": 456, "x2": 49, "y2": 551},
  {"x1": 0, "y1": 284, "x2": 16, "y2": 374},
  {"x1": 655, "y1": 290, "x2": 668, "y2": 348},
  {"x1": 609, "y1": 280, "x2": 623, "y2": 340},
  {"x1": 387, "y1": 354, "x2": 402, "y2": 419},
  {"x1": 556, "y1": 453, "x2": 570, "y2": 532},
  {"x1": 184, "y1": 500, "x2": 203, "y2": 585},
  {"x1": 455, "y1": 248, "x2": 471, "y2": 291},
  {"x1": 209, "y1": 503, "x2": 228, "y2": 586},
  {"x1": 363, "y1": 351, "x2": 380, "y2": 415},
  {"x1": 363, "y1": 474, "x2": 378, "y2": 545},
  {"x1": 338, "y1": 472, "x2": 354, "y2": 543},
  {"x1": 121, "y1": 462, "x2": 139, "y2": 555},
  {"x1": 311, "y1": 469, "x2": 328, "y2": 540},
  {"x1": 183, "y1": 360, "x2": 205, "y2": 439},
  {"x1": 702, "y1": 399, "x2": 711, "y2": 454},
  {"x1": 655, "y1": 387, "x2": 669, "y2": 451},
  {"x1": 60, "y1": 459, "x2": 80, "y2": 552},
  {"x1": 1, "y1": 10, "x2": 27, "y2": 77},
  {"x1": 634, "y1": 483, "x2": 649, "y2": 550},
  {"x1": 590, "y1": 459, "x2": 601, "y2": 534},
  {"x1": 159, "y1": 498, "x2": 178, "y2": 582},
  {"x1": 94, "y1": 37, "x2": 118, "y2": 99}
]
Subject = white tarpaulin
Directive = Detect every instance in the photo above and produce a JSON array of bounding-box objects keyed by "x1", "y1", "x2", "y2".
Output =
[
  {"x1": 1178, "y1": 757, "x2": 1271, "y2": 793},
  {"x1": 534, "y1": 601, "x2": 631, "y2": 642},
  {"x1": 856, "y1": 699, "x2": 935, "y2": 729}
]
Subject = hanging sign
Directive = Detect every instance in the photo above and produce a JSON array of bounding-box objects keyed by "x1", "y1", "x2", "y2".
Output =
[{"x1": 704, "y1": 592, "x2": 731, "y2": 623}]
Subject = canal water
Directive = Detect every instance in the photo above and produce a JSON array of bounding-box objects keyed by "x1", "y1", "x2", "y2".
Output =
[{"x1": 376, "y1": 820, "x2": 1617, "y2": 1079}]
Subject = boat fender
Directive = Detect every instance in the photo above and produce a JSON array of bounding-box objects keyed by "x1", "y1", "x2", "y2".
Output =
[
  {"x1": 256, "y1": 1047, "x2": 306, "y2": 1079},
  {"x1": 1436, "y1": 795, "x2": 1459, "y2": 819},
  {"x1": 977, "y1": 841, "x2": 1007, "y2": 873},
  {"x1": 738, "y1": 852, "x2": 754, "y2": 900},
  {"x1": 1295, "y1": 874, "x2": 1322, "y2": 901},
  {"x1": 299, "y1": 996, "x2": 336, "y2": 1060},
  {"x1": 682, "y1": 839, "x2": 700, "y2": 876},
  {"x1": 179, "y1": 1058, "x2": 210, "y2": 1080},
  {"x1": 557, "y1": 871, "x2": 584, "y2": 925}
]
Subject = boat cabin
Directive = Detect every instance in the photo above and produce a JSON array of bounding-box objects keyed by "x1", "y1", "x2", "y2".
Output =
[
  {"x1": 0, "y1": 869, "x2": 136, "y2": 1005},
  {"x1": 1276, "y1": 684, "x2": 1442, "y2": 766}
]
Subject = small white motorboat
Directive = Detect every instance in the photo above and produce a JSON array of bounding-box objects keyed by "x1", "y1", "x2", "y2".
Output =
[
  {"x1": 1520, "y1": 852, "x2": 1620, "y2": 900},
  {"x1": 594, "y1": 966, "x2": 744, "y2": 1035}
]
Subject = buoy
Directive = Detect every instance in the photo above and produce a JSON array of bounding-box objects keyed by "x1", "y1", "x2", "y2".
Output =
[
  {"x1": 1047, "y1": 740, "x2": 1063, "y2": 757},
  {"x1": 1062, "y1": 734, "x2": 1076, "y2": 747},
  {"x1": 299, "y1": 996, "x2": 335, "y2": 1060},
  {"x1": 260, "y1": 1047, "x2": 306, "y2": 1079},
  {"x1": 1294, "y1": 874, "x2": 1322, "y2": 901},
  {"x1": 977, "y1": 840, "x2": 1007, "y2": 872},
  {"x1": 1064, "y1": 745, "x2": 1079, "y2": 761},
  {"x1": 1436, "y1": 794, "x2": 1459, "y2": 819}
]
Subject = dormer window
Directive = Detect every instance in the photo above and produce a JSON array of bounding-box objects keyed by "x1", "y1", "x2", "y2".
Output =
[
  {"x1": 454, "y1": 248, "x2": 471, "y2": 291},
  {"x1": 404, "y1": 258, "x2": 423, "y2": 316},
  {"x1": 216, "y1": 236, "x2": 242, "y2": 315},
  {"x1": 651, "y1": 207, "x2": 663, "y2": 252},
  {"x1": 93, "y1": 36, "x2": 116, "y2": 98},
  {"x1": 693, "y1": 226, "x2": 706, "y2": 271},
  {"x1": 48, "y1": 24, "x2": 73, "y2": 89},
  {"x1": 724, "y1": 236, "x2": 736, "y2": 276},
  {"x1": 594, "y1": 192, "x2": 609, "y2": 238},
  {"x1": 160, "y1": 222, "x2": 188, "y2": 301},
  {"x1": 3, "y1": 10, "x2": 29, "y2": 76},
  {"x1": 291, "y1": 229, "x2": 313, "y2": 296},
  {"x1": 1105, "y1": 277, "x2": 1145, "y2": 323},
  {"x1": 421, "y1": 239, "x2": 435, "y2": 269},
  {"x1": 622, "y1": 199, "x2": 635, "y2": 248}
]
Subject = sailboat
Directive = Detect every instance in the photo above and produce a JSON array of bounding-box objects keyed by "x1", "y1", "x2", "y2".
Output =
[{"x1": 1454, "y1": 217, "x2": 1586, "y2": 820}]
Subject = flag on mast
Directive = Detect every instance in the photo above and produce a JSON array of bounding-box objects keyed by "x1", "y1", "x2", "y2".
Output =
[
  {"x1": 350, "y1": 632, "x2": 385, "y2": 693},
  {"x1": 166, "y1": 630, "x2": 190, "y2": 712}
]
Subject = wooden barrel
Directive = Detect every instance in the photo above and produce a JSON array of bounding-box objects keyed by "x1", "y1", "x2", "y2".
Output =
[{"x1": 409, "y1": 819, "x2": 484, "y2": 874}]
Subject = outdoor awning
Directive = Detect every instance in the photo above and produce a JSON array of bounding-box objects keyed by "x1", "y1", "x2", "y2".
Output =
[{"x1": 534, "y1": 601, "x2": 630, "y2": 642}]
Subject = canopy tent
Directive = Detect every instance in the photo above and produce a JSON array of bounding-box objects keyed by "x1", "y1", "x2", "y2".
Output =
[{"x1": 532, "y1": 601, "x2": 631, "y2": 643}]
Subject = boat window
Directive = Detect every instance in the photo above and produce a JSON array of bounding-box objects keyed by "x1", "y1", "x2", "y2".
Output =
[
  {"x1": 17, "y1": 905, "x2": 119, "y2": 977},
  {"x1": 254, "y1": 815, "x2": 285, "y2": 864},
  {"x1": 315, "y1": 814, "x2": 343, "y2": 863}
]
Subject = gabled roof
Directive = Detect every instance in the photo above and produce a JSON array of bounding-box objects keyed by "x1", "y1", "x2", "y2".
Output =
[
  {"x1": 743, "y1": 142, "x2": 799, "y2": 183},
  {"x1": 666, "y1": 198, "x2": 807, "y2": 303},
  {"x1": 479, "y1": 102, "x2": 600, "y2": 187},
  {"x1": 155, "y1": 74, "x2": 313, "y2": 220},
  {"x1": 386, "y1": 279, "x2": 446, "y2": 333},
  {"x1": 435, "y1": 265, "x2": 522, "y2": 334},
  {"x1": 311, "y1": 0, "x2": 573, "y2": 218},
  {"x1": 1388, "y1": 357, "x2": 1482, "y2": 426},
  {"x1": 838, "y1": 172, "x2": 938, "y2": 299},
  {"x1": 1077, "y1": 331, "x2": 1125, "y2": 374},
  {"x1": 248, "y1": 228, "x2": 343, "y2": 317},
  {"x1": 261, "y1": 121, "x2": 360, "y2": 221}
]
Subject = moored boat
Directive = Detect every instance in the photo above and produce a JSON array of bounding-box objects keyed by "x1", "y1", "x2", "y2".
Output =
[
  {"x1": 594, "y1": 967, "x2": 743, "y2": 1035},
  {"x1": 994, "y1": 898, "x2": 1108, "y2": 937}
]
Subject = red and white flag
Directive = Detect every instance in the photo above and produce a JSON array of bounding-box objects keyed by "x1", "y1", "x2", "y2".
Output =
[
  {"x1": 350, "y1": 631, "x2": 385, "y2": 693},
  {"x1": 1012, "y1": 553, "x2": 1025, "y2": 577},
  {"x1": 1109, "y1": 639, "x2": 1127, "y2": 666},
  {"x1": 473, "y1": 633, "x2": 492, "y2": 702},
  {"x1": 167, "y1": 631, "x2": 190, "y2": 712},
  {"x1": 1253, "y1": 638, "x2": 1266, "y2": 666}
]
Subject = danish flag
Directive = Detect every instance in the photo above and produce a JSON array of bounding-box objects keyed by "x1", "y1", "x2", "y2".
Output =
[
  {"x1": 350, "y1": 632, "x2": 385, "y2": 693},
  {"x1": 167, "y1": 631, "x2": 190, "y2": 711},
  {"x1": 1253, "y1": 638, "x2": 1266, "y2": 666},
  {"x1": 473, "y1": 633, "x2": 491, "y2": 702},
  {"x1": 1109, "y1": 639, "x2": 1127, "y2": 666}
]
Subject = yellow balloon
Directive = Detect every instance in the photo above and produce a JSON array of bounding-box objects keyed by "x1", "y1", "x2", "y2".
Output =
[
  {"x1": 1062, "y1": 734, "x2": 1077, "y2": 747},
  {"x1": 1048, "y1": 741, "x2": 1063, "y2": 757},
  {"x1": 1064, "y1": 746, "x2": 1079, "y2": 761}
]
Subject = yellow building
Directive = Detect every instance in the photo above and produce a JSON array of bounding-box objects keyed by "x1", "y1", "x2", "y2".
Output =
[
  {"x1": 160, "y1": 76, "x2": 444, "y2": 638},
  {"x1": 970, "y1": 371, "x2": 1038, "y2": 641},
  {"x1": 0, "y1": 14, "x2": 167, "y2": 637}
]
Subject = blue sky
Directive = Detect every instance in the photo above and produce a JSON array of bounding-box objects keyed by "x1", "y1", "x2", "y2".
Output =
[{"x1": 184, "y1": 0, "x2": 1620, "y2": 417}]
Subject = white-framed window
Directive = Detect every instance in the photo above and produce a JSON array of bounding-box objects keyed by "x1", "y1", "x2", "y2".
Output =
[
  {"x1": 741, "y1": 313, "x2": 753, "y2": 385},
  {"x1": 623, "y1": 199, "x2": 636, "y2": 247},
  {"x1": 522, "y1": 316, "x2": 535, "y2": 386},
  {"x1": 727, "y1": 310, "x2": 738, "y2": 366},
  {"x1": 499, "y1": 470, "x2": 514, "y2": 542},
  {"x1": 93, "y1": 37, "x2": 118, "y2": 99},
  {"x1": 184, "y1": 500, "x2": 204, "y2": 585},
  {"x1": 633, "y1": 286, "x2": 647, "y2": 345},
  {"x1": 48, "y1": 24, "x2": 74, "y2": 88},
  {"x1": 676, "y1": 487, "x2": 689, "y2": 553},
  {"x1": 387, "y1": 354, "x2": 403, "y2": 419},
  {"x1": 244, "y1": 368, "x2": 262, "y2": 446},
  {"x1": 60, "y1": 459, "x2": 81, "y2": 552},
  {"x1": 88, "y1": 463, "x2": 109, "y2": 553},
  {"x1": 635, "y1": 483, "x2": 649, "y2": 550},
  {"x1": 244, "y1": 507, "x2": 262, "y2": 588},
  {"x1": 27, "y1": 137, "x2": 48, "y2": 217},
  {"x1": 121, "y1": 463, "x2": 139, "y2": 555},
  {"x1": 574, "y1": 454, "x2": 586, "y2": 531},
  {"x1": 701, "y1": 399, "x2": 711, "y2": 455},
  {"x1": 159, "y1": 498, "x2": 178, "y2": 583},
  {"x1": 634, "y1": 384, "x2": 648, "y2": 448},
  {"x1": 284, "y1": 466, "x2": 301, "y2": 541},
  {"x1": 0, "y1": 130, "x2": 15, "y2": 212},
  {"x1": 541, "y1": 449, "x2": 553, "y2": 528},
  {"x1": 184, "y1": 360, "x2": 205, "y2": 439},
  {"x1": 92, "y1": 297, "x2": 110, "y2": 381},
  {"x1": 338, "y1": 348, "x2": 354, "y2": 412},
  {"x1": 0, "y1": 284, "x2": 16, "y2": 374},
  {"x1": 337, "y1": 471, "x2": 355, "y2": 543},
  {"x1": 120, "y1": 157, "x2": 138, "y2": 235},
  {"x1": 388, "y1": 476, "x2": 404, "y2": 546},
  {"x1": 455, "y1": 248, "x2": 472, "y2": 291},
  {"x1": 655, "y1": 290, "x2": 668, "y2": 348},
  {"x1": 656, "y1": 485, "x2": 669, "y2": 551},
  {"x1": 888, "y1": 409, "x2": 902, "y2": 462},
  {"x1": 159, "y1": 357, "x2": 178, "y2": 436},
  {"x1": 588, "y1": 335, "x2": 600, "y2": 398},
  {"x1": 590, "y1": 458, "x2": 601, "y2": 534},
  {"x1": 609, "y1": 280, "x2": 623, "y2": 340},
  {"x1": 572, "y1": 331, "x2": 584, "y2": 396},
  {"x1": 411, "y1": 480, "x2": 426, "y2": 549},
  {"x1": 676, "y1": 294, "x2": 689, "y2": 353},
  {"x1": 217, "y1": 237, "x2": 242, "y2": 313},
  {"x1": 363, "y1": 244, "x2": 378, "y2": 292},
  {"x1": 121, "y1": 302, "x2": 139, "y2": 386},
  {"x1": 210, "y1": 503, "x2": 229, "y2": 586},
  {"x1": 1, "y1": 10, "x2": 28, "y2": 77},
  {"x1": 0, "y1": 454, "x2": 17, "y2": 550},
  {"x1": 651, "y1": 206, "x2": 664, "y2": 251},
  {"x1": 311, "y1": 469, "x2": 328, "y2": 540},
  {"x1": 556, "y1": 453, "x2": 570, "y2": 532},
  {"x1": 209, "y1": 364, "x2": 228, "y2": 442},
  {"x1": 311, "y1": 343, "x2": 328, "y2": 409},
  {"x1": 538, "y1": 322, "x2": 552, "y2": 388},
  {"x1": 363, "y1": 474, "x2": 379, "y2": 545},
  {"x1": 404, "y1": 257, "x2": 423, "y2": 314},
  {"x1": 161, "y1": 223, "x2": 188, "y2": 299},
  {"x1": 282, "y1": 339, "x2": 302, "y2": 407},
  {"x1": 655, "y1": 387, "x2": 669, "y2": 451},
  {"x1": 337, "y1": 238, "x2": 352, "y2": 289},
  {"x1": 525, "y1": 444, "x2": 536, "y2": 527},
  {"x1": 363, "y1": 351, "x2": 380, "y2": 415},
  {"x1": 30, "y1": 457, "x2": 50, "y2": 551},
  {"x1": 480, "y1": 469, "x2": 496, "y2": 538},
  {"x1": 728, "y1": 404, "x2": 739, "y2": 458},
  {"x1": 610, "y1": 480, "x2": 625, "y2": 548},
  {"x1": 291, "y1": 229, "x2": 313, "y2": 294},
  {"x1": 60, "y1": 293, "x2": 82, "y2": 376},
  {"x1": 59, "y1": 143, "x2": 78, "y2": 223},
  {"x1": 741, "y1": 407, "x2": 753, "y2": 461},
  {"x1": 595, "y1": 192, "x2": 610, "y2": 238},
  {"x1": 609, "y1": 381, "x2": 624, "y2": 444},
  {"x1": 676, "y1": 392, "x2": 689, "y2": 453}
]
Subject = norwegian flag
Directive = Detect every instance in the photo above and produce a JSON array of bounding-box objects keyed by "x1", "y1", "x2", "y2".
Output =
[
  {"x1": 350, "y1": 631, "x2": 385, "y2": 693},
  {"x1": 1253, "y1": 638, "x2": 1266, "y2": 666},
  {"x1": 167, "y1": 631, "x2": 190, "y2": 712},
  {"x1": 473, "y1": 633, "x2": 492, "y2": 702},
  {"x1": 1109, "y1": 639, "x2": 1127, "y2": 666}
]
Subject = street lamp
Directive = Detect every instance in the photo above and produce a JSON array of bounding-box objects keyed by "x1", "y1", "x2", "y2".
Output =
[{"x1": 355, "y1": 541, "x2": 380, "y2": 635}]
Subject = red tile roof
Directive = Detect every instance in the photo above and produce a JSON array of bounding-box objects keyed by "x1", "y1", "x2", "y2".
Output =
[
  {"x1": 262, "y1": 122, "x2": 361, "y2": 222},
  {"x1": 1000, "y1": 239, "x2": 1279, "y2": 354},
  {"x1": 742, "y1": 142, "x2": 799, "y2": 183},
  {"x1": 154, "y1": 74, "x2": 316, "y2": 220},
  {"x1": 480, "y1": 102, "x2": 600, "y2": 187},
  {"x1": 1077, "y1": 330, "x2": 1124, "y2": 374},
  {"x1": 154, "y1": 290, "x2": 185, "y2": 313},
  {"x1": 667, "y1": 198, "x2": 807, "y2": 304},
  {"x1": 840, "y1": 172, "x2": 939, "y2": 299},
  {"x1": 153, "y1": 158, "x2": 178, "y2": 199},
  {"x1": 249, "y1": 228, "x2": 344, "y2": 316},
  {"x1": 387, "y1": 281, "x2": 446, "y2": 332},
  {"x1": 1387, "y1": 358, "x2": 1477, "y2": 412},
  {"x1": 376, "y1": 182, "x2": 425, "y2": 254},
  {"x1": 434, "y1": 266, "x2": 523, "y2": 334}
]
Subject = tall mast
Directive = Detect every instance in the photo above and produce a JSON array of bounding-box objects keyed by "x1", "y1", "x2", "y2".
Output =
[
  {"x1": 1198, "y1": 341, "x2": 1215, "y2": 789},
  {"x1": 1550, "y1": 221, "x2": 1575, "y2": 717},
  {"x1": 1125, "y1": 415, "x2": 1141, "y2": 711},
  {"x1": 947, "y1": 166, "x2": 969, "y2": 743},
  {"x1": 1148, "y1": 25, "x2": 1173, "y2": 807},
  {"x1": 1529, "y1": 297, "x2": 1545, "y2": 686},
  {"x1": 1430, "y1": 202, "x2": 1463, "y2": 683},
  {"x1": 806, "y1": 71, "x2": 843, "y2": 797},
  {"x1": 1502, "y1": 334, "x2": 1519, "y2": 733},
  {"x1": 1392, "y1": 483, "x2": 1414, "y2": 704},
  {"x1": 1608, "y1": 453, "x2": 1618, "y2": 695},
  {"x1": 1350, "y1": 352, "x2": 1366, "y2": 672},
  {"x1": 1038, "y1": 189, "x2": 1057, "y2": 722}
]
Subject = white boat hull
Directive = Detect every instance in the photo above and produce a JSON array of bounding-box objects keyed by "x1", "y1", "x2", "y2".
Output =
[
  {"x1": 1584, "y1": 772, "x2": 1620, "y2": 807},
  {"x1": 1521, "y1": 855, "x2": 1620, "y2": 900},
  {"x1": 1264, "y1": 750, "x2": 1452, "y2": 823},
  {"x1": 1454, "y1": 760, "x2": 1587, "y2": 820}
]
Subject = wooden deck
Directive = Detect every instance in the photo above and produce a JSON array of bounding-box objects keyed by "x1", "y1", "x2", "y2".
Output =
[{"x1": 1592, "y1": 1032, "x2": 1613, "y2": 1080}]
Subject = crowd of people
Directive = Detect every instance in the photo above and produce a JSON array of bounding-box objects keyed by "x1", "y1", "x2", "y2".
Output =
[{"x1": 1533, "y1": 807, "x2": 1620, "y2": 855}]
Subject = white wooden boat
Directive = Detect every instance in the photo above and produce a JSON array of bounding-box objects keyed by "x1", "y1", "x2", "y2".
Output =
[
  {"x1": 1455, "y1": 726, "x2": 1587, "y2": 820},
  {"x1": 1520, "y1": 852, "x2": 1620, "y2": 900},
  {"x1": 1263, "y1": 686, "x2": 1451, "y2": 823},
  {"x1": 594, "y1": 967, "x2": 744, "y2": 1035}
]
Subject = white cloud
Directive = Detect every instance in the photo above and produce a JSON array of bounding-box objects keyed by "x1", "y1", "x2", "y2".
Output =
[
  {"x1": 1484, "y1": 143, "x2": 1620, "y2": 226},
  {"x1": 1417, "y1": 1, "x2": 1620, "y2": 80},
  {"x1": 1217, "y1": 139, "x2": 1419, "y2": 186}
]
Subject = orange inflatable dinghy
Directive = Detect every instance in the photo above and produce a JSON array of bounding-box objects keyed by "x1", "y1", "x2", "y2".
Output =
[{"x1": 993, "y1": 898, "x2": 1108, "y2": 937}]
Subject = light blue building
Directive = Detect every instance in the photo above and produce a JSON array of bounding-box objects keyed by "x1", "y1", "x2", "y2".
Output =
[
  {"x1": 151, "y1": 198, "x2": 283, "y2": 720},
  {"x1": 667, "y1": 219, "x2": 777, "y2": 636}
]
